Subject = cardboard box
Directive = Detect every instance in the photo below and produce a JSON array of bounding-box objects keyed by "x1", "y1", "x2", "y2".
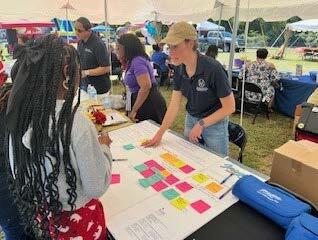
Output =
[
  {"x1": 270, "y1": 140, "x2": 318, "y2": 209},
  {"x1": 292, "y1": 104, "x2": 302, "y2": 136}
]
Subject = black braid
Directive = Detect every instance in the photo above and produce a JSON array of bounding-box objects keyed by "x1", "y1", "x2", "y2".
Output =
[{"x1": 9, "y1": 35, "x2": 81, "y2": 239}]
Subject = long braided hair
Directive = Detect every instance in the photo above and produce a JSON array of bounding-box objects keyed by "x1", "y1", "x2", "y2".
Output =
[
  {"x1": 0, "y1": 83, "x2": 12, "y2": 111},
  {"x1": 9, "y1": 35, "x2": 81, "y2": 239}
]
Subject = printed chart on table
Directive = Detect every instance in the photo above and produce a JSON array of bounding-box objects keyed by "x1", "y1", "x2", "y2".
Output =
[{"x1": 101, "y1": 121, "x2": 264, "y2": 240}]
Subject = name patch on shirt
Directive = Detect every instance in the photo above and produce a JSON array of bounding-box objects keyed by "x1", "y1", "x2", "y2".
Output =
[
  {"x1": 84, "y1": 48, "x2": 93, "y2": 53},
  {"x1": 196, "y1": 79, "x2": 208, "y2": 92}
]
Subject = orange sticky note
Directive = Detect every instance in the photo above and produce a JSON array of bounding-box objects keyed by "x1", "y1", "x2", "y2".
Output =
[
  {"x1": 173, "y1": 160, "x2": 186, "y2": 168},
  {"x1": 161, "y1": 170, "x2": 171, "y2": 177},
  {"x1": 160, "y1": 153, "x2": 177, "y2": 161},
  {"x1": 139, "y1": 139, "x2": 148, "y2": 145},
  {"x1": 206, "y1": 182, "x2": 223, "y2": 193}
]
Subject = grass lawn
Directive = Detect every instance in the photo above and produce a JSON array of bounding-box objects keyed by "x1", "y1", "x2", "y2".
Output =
[
  {"x1": 111, "y1": 47, "x2": 317, "y2": 175},
  {"x1": 217, "y1": 47, "x2": 318, "y2": 73}
]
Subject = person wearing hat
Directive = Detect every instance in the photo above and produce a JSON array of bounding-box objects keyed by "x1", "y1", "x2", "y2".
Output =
[{"x1": 143, "y1": 22, "x2": 235, "y2": 156}]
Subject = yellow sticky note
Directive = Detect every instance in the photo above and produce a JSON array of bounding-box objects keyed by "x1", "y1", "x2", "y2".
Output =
[
  {"x1": 161, "y1": 170, "x2": 171, "y2": 177},
  {"x1": 206, "y1": 182, "x2": 224, "y2": 193},
  {"x1": 170, "y1": 197, "x2": 189, "y2": 210},
  {"x1": 173, "y1": 159, "x2": 187, "y2": 168},
  {"x1": 192, "y1": 173, "x2": 209, "y2": 184}
]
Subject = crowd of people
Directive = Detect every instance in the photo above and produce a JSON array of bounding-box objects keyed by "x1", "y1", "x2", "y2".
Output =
[{"x1": 0, "y1": 17, "x2": 280, "y2": 239}]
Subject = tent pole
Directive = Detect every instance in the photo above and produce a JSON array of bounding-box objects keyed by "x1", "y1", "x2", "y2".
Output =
[
  {"x1": 216, "y1": 4, "x2": 223, "y2": 46},
  {"x1": 228, "y1": 20, "x2": 233, "y2": 32},
  {"x1": 104, "y1": 0, "x2": 112, "y2": 93},
  {"x1": 271, "y1": 28, "x2": 286, "y2": 48},
  {"x1": 290, "y1": 35, "x2": 301, "y2": 47},
  {"x1": 65, "y1": 0, "x2": 69, "y2": 43},
  {"x1": 227, "y1": 0, "x2": 240, "y2": 84},
  {"x1": 239, "y1": 0, "x2": 250, "y2": 126}
]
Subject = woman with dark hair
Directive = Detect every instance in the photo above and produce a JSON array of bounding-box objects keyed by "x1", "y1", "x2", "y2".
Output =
[
  {"x1": 117, "y1": 33, "x2": 166, "y2": 124},
  {"x1": 240, "y1": 48, "x2": 279, "y2": 110},
  {"x1": 0, "y1": 83, "x2": 34, "y2": 240},
  {"x1": 206, "y1": 45, "x2": 218, "y2": 59},
  {"x1": 6, "y1": 35, "x2": 112, "y2": 239}
]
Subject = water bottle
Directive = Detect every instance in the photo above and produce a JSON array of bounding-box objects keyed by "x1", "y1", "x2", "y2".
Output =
[
  {"x1": 87, "y1": 84, "x2": 97, "y2": 101},
  {"x1": 103, "y1": 93, "x2": 112, "y2": 109},
  {"x1": 87, "y1": 84, "x2": 92, "y2": 96}
]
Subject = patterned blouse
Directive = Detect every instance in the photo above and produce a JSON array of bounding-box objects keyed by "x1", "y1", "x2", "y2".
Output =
[{"x1": 240, "y1": 60, "x2": 280, "y2": 103}]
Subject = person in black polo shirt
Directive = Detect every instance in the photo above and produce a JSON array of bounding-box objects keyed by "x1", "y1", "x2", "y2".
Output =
[
  {"x1": 144, "y1": 22, "x2": 235, "y2": 156},
  {"x1": 75, "y1": 17, "x2": 111, "y2": 96}
]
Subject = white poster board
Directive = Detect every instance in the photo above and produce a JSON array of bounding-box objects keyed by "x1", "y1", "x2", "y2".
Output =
[{"x1": 101, "y1": 121, "x2": 264, "y2": 240}]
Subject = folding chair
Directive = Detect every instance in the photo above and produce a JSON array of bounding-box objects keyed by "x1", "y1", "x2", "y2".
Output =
[
  {"x1": 228, "y1": 121, "x2": 247, "y2": 163},
  {"x1": 238, "y1": 82, "x2": 270, "y2": 124}
]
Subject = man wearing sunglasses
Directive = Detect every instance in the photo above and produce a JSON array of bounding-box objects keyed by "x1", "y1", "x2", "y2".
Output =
[{"x1": 75, "y1": 17, "x2": 111, "y2": 98}]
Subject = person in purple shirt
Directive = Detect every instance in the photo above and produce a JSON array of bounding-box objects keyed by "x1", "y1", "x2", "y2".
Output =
[{"x1": 117, "y1": 34, "x2": 166, "y2": 124}]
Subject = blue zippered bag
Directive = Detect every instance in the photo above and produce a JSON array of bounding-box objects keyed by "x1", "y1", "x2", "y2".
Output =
[
  {"x1": 232, "y1": 175, "x2": 311, "y2": 229},
  {"x1": 285, "y1": 213, "x2": 318, "y2": 240}
]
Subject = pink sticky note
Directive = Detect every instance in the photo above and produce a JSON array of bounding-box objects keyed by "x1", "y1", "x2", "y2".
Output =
[
  {"x1": 180, "y1": 165, "x2": 195, "y2": 174},
  {"x1": 140, "y1": 169, "x2": 155, "y2": 178},
  {"x1": 165, "y1": 175, "x2": 179, "y2": 185},
  {"x1": 151, "y1": 181, "x2": 168, "y2": 192},
  {"x1": 144, "y1": 160, "x2": 165, "y2": 171},
  {"x1": 191, "y1": 200, "x2": 211, "y2": 214},
  {"x1": 111, "y1": 174, "x2": 120, "y2": 184},
  {"x1": 176, "y1": 182, "x2": 193, "y2": 193}
]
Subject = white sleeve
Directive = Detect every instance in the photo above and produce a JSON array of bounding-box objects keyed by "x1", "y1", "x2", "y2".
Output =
[{"x1": 73, "y1": 124, "x2": 112, "y2": 198}]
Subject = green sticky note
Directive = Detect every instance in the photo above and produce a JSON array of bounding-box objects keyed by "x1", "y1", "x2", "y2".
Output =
[
  {"x1": 138, "y1": 179, "x2": 151, "y2": 188},
  {"x1": 152, "y1": 169, "x2": 164, "y2": 180},
  {"x1": 134, "y1": 164, "x2": 148, "y2": 172},
  {"x1": 123, "y1": 144, "x2": 135, "y2": 150},
  {"x1": 149, "y1": 175, "x2": 162, "y2": 185},
  {"x1": 162, "y1": 188, "x2": 180, "y2": 200}
]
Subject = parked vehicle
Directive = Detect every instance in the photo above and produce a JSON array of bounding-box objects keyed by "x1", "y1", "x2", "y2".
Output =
[{"x1": 199, "y1": 30, "x2": 244, "y2": 52}]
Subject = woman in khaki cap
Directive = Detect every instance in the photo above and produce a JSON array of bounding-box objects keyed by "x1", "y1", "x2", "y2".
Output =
[{"x1": 143, "y1": 22, "x2": 235, "y2": 156}]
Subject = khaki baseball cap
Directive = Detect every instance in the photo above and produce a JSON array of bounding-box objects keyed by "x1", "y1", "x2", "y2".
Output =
[{"x1": 160, "y1": 21, "x2": 197, "y2": 45}]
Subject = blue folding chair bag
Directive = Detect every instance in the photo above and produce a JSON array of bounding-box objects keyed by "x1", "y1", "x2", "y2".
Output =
[
  {"x1": 286, "y1": 213, "x2": 318, "y2": 240},
  {"x1": 233, "y1": 175, "x2": 311, "y2": 229}
]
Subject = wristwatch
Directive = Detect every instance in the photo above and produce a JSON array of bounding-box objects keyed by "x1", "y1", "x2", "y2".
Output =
[{"x1": 198, "y1": 119, "x2": 205, "y2": 129}]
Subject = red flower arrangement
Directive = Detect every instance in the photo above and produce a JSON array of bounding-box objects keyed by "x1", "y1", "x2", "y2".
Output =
[{"x1": 92, "y1": 110, "x2": 107, "y2": 124}]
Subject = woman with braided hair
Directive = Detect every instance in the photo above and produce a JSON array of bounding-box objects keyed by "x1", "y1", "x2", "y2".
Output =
[
  {"x1": 6, "y1": 35, "x2": 112, "y2": 239},
  {"x1": 0, "y1": 83, "x2": 35, "y2": 240}
]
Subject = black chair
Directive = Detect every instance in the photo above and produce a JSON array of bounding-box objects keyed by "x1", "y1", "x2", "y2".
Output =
[
  {"x1": 153, "y1": 62, "x2": 170, "y2": 87},
  {"x1": 237, "y1": 82, "x2": 270, "y2": 124},
  {"x1": 228, "y1": 121, "x2": 247, "y2": 163},
  {"x1": 166, "y1": 64, "x2": 175, "y2": 90}
]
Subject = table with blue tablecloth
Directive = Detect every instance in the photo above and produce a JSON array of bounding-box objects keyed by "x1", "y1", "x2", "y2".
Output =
[{"x1": 275, "y1": 76, "x2": 318, "y2": 117}]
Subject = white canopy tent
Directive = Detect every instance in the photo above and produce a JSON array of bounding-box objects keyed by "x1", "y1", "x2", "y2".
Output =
[
  {"x1": 196, "y1": 21, "x2": 225, "y2": 31},
  {"x1": 212, "y1": 0, "x2": 318, "y2": 125},
  {"x1": 287, "y1": 19, "x2": 318, "y2": 33},
  {"x1": 212, "y1": 0, "x2": 318, "y2": 22},
  {"x1": 0, "y1": 0, "x2": 216, "y2": 24}
]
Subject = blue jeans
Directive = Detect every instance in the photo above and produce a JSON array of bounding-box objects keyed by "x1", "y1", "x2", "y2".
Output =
[
  {"x1": 184, "y1": 113, "x2": 229, "y2": 156},
  {"x1": 0, "y1": 171, "x2": 30, "y2": 240}
]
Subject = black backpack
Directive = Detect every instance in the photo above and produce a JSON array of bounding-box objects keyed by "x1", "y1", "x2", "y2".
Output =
[{"x1": 297, "y1": 103, "x2": 318, "y2": 135}]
